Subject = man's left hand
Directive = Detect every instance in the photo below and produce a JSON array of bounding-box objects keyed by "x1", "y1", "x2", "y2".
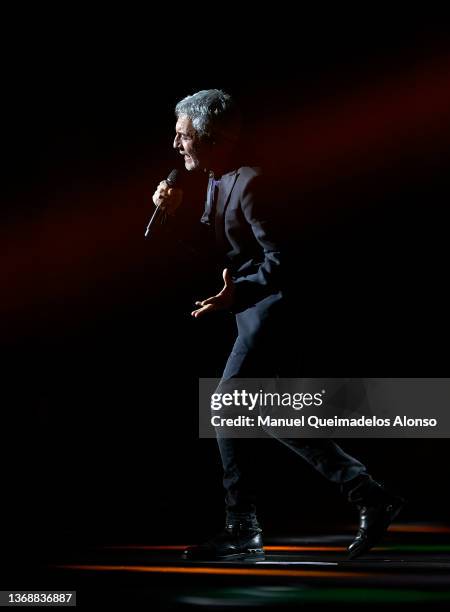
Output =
[{"x1": 191, "y1": 269, "x2": 235, "y2": 318}]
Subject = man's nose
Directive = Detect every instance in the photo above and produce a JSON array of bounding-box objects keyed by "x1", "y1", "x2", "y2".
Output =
[{"x1": 173, "y1": 135, "x2": 180, "y2": 149}]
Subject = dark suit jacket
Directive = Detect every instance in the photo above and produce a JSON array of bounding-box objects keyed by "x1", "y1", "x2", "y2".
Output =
[
  {"x1": 211, "y1": 165, "x2": 292, "y2": 376},
  {"x1": 212, "y1": 166, "x2": 285, "y2": 316}
]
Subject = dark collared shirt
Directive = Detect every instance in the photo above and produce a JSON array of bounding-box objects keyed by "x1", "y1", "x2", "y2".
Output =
[{"x1": 201, "y1": 175, "x2": 221, "y2": 227}]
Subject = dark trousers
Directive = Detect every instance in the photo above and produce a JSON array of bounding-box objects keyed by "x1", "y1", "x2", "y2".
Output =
[
  {"x1": 216, "y1": 296, "x2": 369, "y2": 514},
  {"x1": 217, "y1": 436, "x2": 368, "y2": 513}
]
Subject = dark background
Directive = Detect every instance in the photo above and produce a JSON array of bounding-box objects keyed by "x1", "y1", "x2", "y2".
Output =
[{"x1": 2, "y1": 14, "x2": 450, "y2": 565}]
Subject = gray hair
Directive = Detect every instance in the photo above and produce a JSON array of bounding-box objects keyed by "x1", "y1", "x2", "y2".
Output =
[{"x1": 175, "y1": 89, "x2": 241, "y2": 143}]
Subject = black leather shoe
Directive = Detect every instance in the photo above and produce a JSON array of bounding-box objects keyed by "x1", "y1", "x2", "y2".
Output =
[
  {"x1": 347, "y1": 495, "x2": 405, "y2": 559},
  {"x1": 183, "y1": 513, "x2": 265, "y2": 562}
]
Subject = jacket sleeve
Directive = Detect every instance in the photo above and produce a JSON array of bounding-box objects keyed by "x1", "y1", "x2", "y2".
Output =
[{"x1": 231, "y1": 174, "x2": 284, "y2": 312}]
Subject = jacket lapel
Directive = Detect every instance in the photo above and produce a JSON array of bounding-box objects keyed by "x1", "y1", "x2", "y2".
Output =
[{"x1": 214, "y1": 170, "x2": 239, "y2": 249}]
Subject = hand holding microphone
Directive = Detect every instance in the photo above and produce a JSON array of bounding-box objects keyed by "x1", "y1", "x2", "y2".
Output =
[
  {"x1": 145, "y1": 168, "x2": 184, "y2": 237},
  {"x1": 152, "y1": 181, "x2": 183, "y2": 214}
]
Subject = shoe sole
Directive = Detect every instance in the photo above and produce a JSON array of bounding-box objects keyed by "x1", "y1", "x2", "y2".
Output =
[{"x1": 182, "y1": 549, "x2": 265, "y2": 562}]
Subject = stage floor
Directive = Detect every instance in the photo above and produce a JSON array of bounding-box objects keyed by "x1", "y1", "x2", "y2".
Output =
[{"x1": 5, "y1": 524, "x2": 450, "y2": 609}]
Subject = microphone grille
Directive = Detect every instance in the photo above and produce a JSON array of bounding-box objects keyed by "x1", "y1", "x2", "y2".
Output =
[{"x1": 166, "y1": 168, "x2": 180, "y2": 187}]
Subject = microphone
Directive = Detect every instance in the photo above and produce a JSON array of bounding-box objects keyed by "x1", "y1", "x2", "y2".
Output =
[{"x1": 145, "y1": 168, "x2": 181, "y2": 238}]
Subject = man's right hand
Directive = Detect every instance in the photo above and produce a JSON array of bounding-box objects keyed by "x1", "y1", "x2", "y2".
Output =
[{"x1": 152, "y1": 180, "x2": 183, "y2": 216}]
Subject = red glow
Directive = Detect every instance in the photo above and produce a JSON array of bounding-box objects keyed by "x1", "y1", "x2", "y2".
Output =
[{"x1": 3, "y1": 53, "x2": 450, "y2": 336}]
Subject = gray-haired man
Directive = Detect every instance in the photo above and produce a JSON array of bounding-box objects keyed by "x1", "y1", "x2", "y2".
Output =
[{"x1": 152, "y1": 89, "x2": 404, "y2": 561}]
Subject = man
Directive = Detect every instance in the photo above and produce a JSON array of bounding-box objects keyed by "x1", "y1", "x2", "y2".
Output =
[{"x1": 152, "y1": 89, "x2": 404, "y2": 561}]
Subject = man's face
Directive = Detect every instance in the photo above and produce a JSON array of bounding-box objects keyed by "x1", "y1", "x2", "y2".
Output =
[{"x1": 173, "y1": 114, "x2": 209, "y2": 171}]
